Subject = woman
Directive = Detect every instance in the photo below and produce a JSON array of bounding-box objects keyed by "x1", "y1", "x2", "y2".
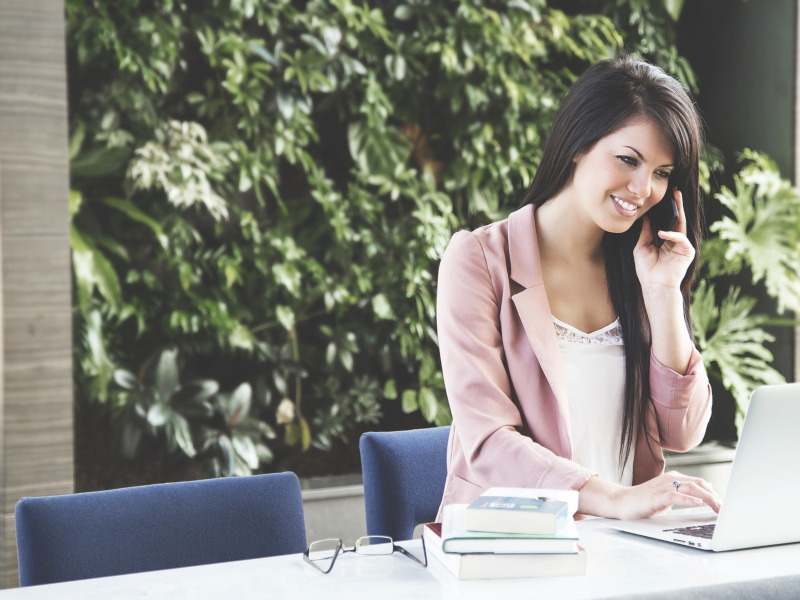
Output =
[{"x1": 436, "y1": 56, "x2": 722, "y2": 520}]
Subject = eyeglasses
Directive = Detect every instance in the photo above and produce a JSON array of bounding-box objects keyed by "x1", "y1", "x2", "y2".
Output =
[{"x1": 303, "y1": 535, "x2": 427, "y2": 574}]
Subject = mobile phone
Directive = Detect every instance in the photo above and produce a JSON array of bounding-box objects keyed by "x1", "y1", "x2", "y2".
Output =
[{"x1": 650, "y1": 192, "x2": 678, "y2": 248}]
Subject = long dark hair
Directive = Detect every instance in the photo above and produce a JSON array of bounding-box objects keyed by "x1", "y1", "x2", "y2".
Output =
[{"x1": 521, "y1": 56, "x2": 704, "y2": 472}]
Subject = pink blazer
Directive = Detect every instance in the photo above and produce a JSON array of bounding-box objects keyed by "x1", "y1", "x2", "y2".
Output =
[{"x1": 436, "y1": 204, "x2": 712, "y2": 518}]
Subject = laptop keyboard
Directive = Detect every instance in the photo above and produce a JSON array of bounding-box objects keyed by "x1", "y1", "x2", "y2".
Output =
[{"x1": 665, "y1": 524, "x2": 716, "y2": 539}]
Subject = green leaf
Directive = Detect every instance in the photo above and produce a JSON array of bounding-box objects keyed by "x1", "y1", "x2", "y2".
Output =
[
  {"x1": 232, "y1": 432, "x2": 260, "y2": 469},
  {"x1": 372, "y1": 293, "x2": 394, "y2": 319},
  {"x1": 70, "y1": 224, "x2": 123, "y2": 315},
  {"x1": 247, "y1": 41, "x2": 278, "y2": 67},
  {"x1": 340, "y1": 350, "x2": 354, "y2": 372},
  {"x1": 393, "y1": 5, "x2": 413, "y2": 20},
  {"x1": 276, "y1": 89, "x2": 295, "y2": 120},
  {"x1": 69, "y1": 189, "x2": 83, "y2": 218},
  {"x1": 193, "y1": 425, "x2": 217, "y2": 455},
  {"x1": 101, "y1": 197, "x2": 169, "y2": 248},
  {"x1": 256, "y1": 442, "x2": 274, "y2": 463},
  {"x1": 120, "y1": 421, "x2": 142, "y2": 459},
  {"x1": 69, "y1": 121, "x2": 86, "y2": 160},
  {"x1": 401, "y1": 389, "x2": 418, "y2": 413},
  {"x1": 385, "y1": 55, "x2": 407, "y2": 81},
  {"x1": 113, "y1": 369, "x2": 139, "y2": 390},
  {"x1": 300, "y1": 33, "x2": 328, "y2": 56},
  {"x1": 227, "y1": 382, "x2": 253, "y2": 426},
  {"x1": 276, "y1": 305, "x2": 295, "y2": 331},
  {"x1": 172, "y1": 412, "x2": 197, "y2": 458},
  {"x1": 71, "y1": 145, "x2": 131, "y2": 178},
  {"x1": 663, "y1": 0, "x2": 685, "y2": 22},
  {"x1": 147, "y1": 402, "x2": 172, "y2": 427},
  {"x1": 299, "y1": 416, "x2": 312, "y2": 451},
  {"x1": 258, "y1": 420, "x2": 277, "y2": 440},
  {"x1": 284, "y1": 422, "x2": 300, "y2": 447},
  {"x1": 173, "y1": 400, "x2": 215, "y2": 419},
  {"x1": 272, "y1": 263, "x2": 302, "y2": 295},
  {"x1": 325, "y1": 341, "x2": 336, "y2": 366},
  {"x1": 383, "y1": 379, "x2": 398, "y2": 400},
  {"x1": 347, "y1": 120, "x2": 413, "y2": 178},
  {"x1": 419, "y1": 353, "x2": 436, "y2": 382},
  {"x1": 218, "y1": 434, "x2": 236, "y2": 476},
  {"x1": 154, "y1": 349, "x2": 180, "y2": 401},
  {"x1": 322, "y1": 26, "x2": 342, "y2": 54},
  {"x1": 171, "y1": 380, "x2": 219, "y2": 404},
  {"x1": 228, "y1": 323, "x2": 255, "y2": 351},
  {"x1": 418, "y1": 387, "x2": 438, "y2": 422}
]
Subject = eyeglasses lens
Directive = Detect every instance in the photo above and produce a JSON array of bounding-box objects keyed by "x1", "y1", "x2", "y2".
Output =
[
  {"x1": 355, "y1": 535, "x2": 394, "y2": 556},
  {"x1": 307, "y1": 539, "x2": 342, "y2": 572}
]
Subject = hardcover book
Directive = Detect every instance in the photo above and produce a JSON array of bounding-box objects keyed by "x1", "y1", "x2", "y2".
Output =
[
  {"x1": 423, "y1": 522, "x2": 587, "y2": 580},
  {"x1": 441, "y1": 503, "x2": 579, "y2": 554},
  {"x1": 465, "y1": 488, "x2": 572, "y2": 535}
]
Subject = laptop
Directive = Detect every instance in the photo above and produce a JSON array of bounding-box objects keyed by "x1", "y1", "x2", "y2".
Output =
[{"x1": 609, "y1": 382, "x2": 800, "y2": 551}]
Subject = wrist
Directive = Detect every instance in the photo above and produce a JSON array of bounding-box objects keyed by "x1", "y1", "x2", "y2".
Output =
[
  {"x1": 578, "y1": 475, "x2": 626, "y2": 519},
  {"x1": 641, "y1": 284, "x2": 683, "y2": 308}
]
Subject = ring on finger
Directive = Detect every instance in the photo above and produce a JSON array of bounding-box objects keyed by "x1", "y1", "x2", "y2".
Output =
[{"x1": 672, "y1": 480, "x2": 682, "y2": 492}]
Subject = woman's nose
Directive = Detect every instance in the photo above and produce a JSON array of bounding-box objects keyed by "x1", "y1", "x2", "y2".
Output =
[{"x1": 628, "y1": 171, "x2": 652, "y2": 199}]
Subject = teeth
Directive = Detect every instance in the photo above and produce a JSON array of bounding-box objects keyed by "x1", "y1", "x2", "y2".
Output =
[{"x1": 614, "y1": 196, "x2": 637, "y2": 211}]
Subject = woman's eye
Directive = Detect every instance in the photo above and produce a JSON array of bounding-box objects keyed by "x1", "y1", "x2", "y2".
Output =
[
  {"x1": 655, "y1": 170, "x2": 671, "y2": 180},
  {"x1": 617, "y1": 155, "x2": 637, "y2": 167}
]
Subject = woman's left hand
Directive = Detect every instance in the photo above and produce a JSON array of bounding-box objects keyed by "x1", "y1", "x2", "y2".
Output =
[
  {"x1": 633, "y1": 188, "x2": 695, "y2": 292},
  {"x1": 577, "y1": 471, "x2": 722, "y2": 521},
  {"x1": 615, "y1": 471, "x2": 722, "y2": 521}
]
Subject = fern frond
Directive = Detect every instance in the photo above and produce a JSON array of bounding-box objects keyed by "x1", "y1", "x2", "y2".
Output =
[
  {"x1": 691, "y1": 281, "x2": 785, "y2": 430},
  {"x1": 709, "y1": 150, "x2": 800, "y2": 314}
]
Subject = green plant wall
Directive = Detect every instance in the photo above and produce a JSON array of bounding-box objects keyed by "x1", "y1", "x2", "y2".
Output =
[{"x1": 68, "y1": 0, "x2": 792, "y2": 482}]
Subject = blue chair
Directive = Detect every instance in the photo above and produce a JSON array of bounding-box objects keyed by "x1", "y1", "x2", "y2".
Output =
[
  {"x1": 360, "y1": 426, "x2": 450, "y2": 541},
  {"x1": 15, "y1": 471, "x2": 307, "y2": 586}
]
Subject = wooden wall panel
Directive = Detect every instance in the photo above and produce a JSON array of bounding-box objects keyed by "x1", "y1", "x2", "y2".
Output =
[
  {"x1": 796, "y1": 0, "x2": 800, "y2": 383},
  {"x1": 0, "y1": 0, "x2": 73, "y2": 588}
]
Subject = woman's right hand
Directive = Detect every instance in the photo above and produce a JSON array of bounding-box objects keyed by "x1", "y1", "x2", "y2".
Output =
[{"x1": 579, "y1": 471, "x2": 722, "y2": 520}]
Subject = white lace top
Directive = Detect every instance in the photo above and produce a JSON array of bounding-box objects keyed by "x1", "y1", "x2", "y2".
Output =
[{"x1": 553, "y1": 316, "x2": 633, "y2": 486}]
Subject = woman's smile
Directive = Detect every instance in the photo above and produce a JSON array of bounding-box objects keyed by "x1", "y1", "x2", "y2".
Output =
[{"x1": 611, "y1": 195, "x2": 641, "y2": 217}]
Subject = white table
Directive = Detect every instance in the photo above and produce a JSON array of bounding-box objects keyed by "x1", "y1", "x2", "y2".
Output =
[{"x1": 3, "y1": 518, "x2": 800, "y2": 599}]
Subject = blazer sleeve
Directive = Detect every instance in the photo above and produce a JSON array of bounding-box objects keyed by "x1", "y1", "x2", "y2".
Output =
[
  {"x1": 648, "y1": 346, "x2": 713, "y2": 452},
  {"x1": 437, "y1": 231, "x2": 594, "y2": 491}
]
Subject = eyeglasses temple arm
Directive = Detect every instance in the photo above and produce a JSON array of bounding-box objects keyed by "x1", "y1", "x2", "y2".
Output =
[{"x1": 393, "y1": 537, "x2": 427, "y2": 567}]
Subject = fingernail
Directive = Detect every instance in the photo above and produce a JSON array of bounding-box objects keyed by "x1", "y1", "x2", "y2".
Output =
[{"x1": 694, "y1": 498, "x2": 702, "y2": 505}]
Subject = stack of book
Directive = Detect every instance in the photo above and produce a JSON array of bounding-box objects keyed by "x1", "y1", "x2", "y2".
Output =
[{"x1": 423, "y1": 487, "x2": 587, "y2": 580}]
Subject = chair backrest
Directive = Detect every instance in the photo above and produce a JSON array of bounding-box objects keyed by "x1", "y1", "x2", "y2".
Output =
[
  {"x1": 359, "y1": 426, "x2": 450, "y2": 541},
  {"x1": 15, "y1": 471, "x2": 307, "y2": 586}
]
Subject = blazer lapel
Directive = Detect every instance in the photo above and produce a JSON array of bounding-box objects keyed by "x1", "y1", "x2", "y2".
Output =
[{"x1": 508, "y1": 206, "x2": 573, "y2": 448}]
